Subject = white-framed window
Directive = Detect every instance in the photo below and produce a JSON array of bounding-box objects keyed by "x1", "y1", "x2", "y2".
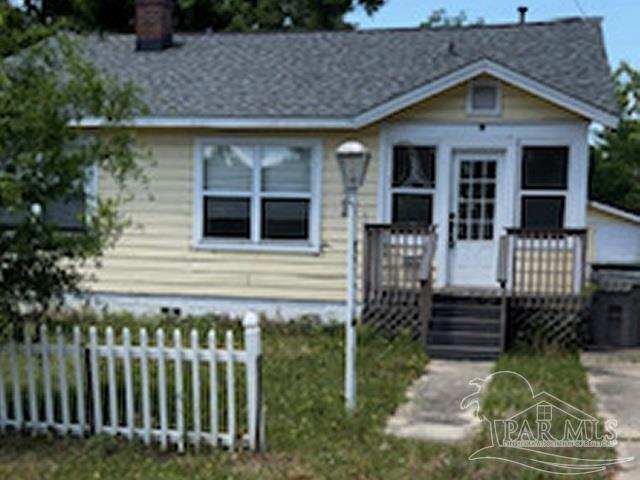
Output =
[
  {"x1": 193, "y1": 138, "x2": 322, "y2": 253},
  {"x1": 0, "y1": 153, "x2": 98, "y2": 232},
  {"x1": 519, "y1": 146, "x2": 569, "y2": 230},
  {"x1": 390, "y1": 145, "x2": 436, "y2": 224},
  {"x1": 467, "y1": 80, "x2": 502, "y2": 116}
]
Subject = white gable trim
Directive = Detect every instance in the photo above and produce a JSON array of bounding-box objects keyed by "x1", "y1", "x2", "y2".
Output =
[
  {"x1": 75, "y1": 59, "x2": 618, "y2": 130},
  {"x1": 352, "y1": 59, "x2": 618, "y2": 128},
  {"x1": 589, "y1": 201, "x2": 640, "y2": 225}
]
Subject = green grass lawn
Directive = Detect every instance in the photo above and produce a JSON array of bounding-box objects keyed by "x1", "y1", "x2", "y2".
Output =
[{"x1": 0, "y1": 315, "x2": 616, "y2": 479}]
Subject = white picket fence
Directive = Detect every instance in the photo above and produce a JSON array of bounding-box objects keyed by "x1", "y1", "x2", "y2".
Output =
[{"x1": 0, "y1": 312, "x2": 264, "y2": 452}]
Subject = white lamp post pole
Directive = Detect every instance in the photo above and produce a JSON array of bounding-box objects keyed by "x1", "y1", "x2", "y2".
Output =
[
  {"x1": 345, "y1": 189, "x2": 357, "y2": 411},
  {"x1": 335, "y1": 140, "x2": 370, "y2": 412}
]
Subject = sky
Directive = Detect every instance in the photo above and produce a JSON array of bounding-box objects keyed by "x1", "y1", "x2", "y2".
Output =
[{"x1": 347, "y1": 0, "x2": 639, "y2": 69}]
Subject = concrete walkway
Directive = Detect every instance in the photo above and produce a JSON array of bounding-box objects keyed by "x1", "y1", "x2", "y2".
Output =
[
  {"x1": 386, "y1": 360, "x2": 493, "y2": 442},
  {"x1": 581, "y1": 350, "x2": 640, "y2": 480}
]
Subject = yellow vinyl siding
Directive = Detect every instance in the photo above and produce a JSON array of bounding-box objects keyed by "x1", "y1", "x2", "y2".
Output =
[
  {"x1": 390, "y1": 76, "x2": 581, "y2": 123},
  {"x1": 88, "y1": 128, "x2": 380, "y2": 302},
  {"x1": 86, "y1": 75, "x2": 584, "y2": 303}
]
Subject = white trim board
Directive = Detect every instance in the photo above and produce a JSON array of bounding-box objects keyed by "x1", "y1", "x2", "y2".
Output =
[
  {"x1": 588, "y1": 201, "x2": 640, "y2": 225},
  {"x1": 75, "y1": 60, "x2": 618, "y2": 130}
]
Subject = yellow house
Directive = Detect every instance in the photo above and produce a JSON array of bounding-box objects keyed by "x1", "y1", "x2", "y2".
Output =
[{"x1": 77, "y1": 3, "x2": 618, "y2": 328}]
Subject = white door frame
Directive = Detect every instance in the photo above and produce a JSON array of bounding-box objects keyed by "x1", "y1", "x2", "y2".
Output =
[
  {"x1": 378, "y1": 123, "x2": 524, "y2": 288},
  {"x1": 447, "y1": 149, "x2": 506, "y2": 287}
]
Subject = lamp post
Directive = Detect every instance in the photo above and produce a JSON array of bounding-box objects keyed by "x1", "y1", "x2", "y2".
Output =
[{"x1": 336, "y1": 140, "x2": 371, "y2": 411}]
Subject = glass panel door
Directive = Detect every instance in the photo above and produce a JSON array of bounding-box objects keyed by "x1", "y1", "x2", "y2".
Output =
[{"x1": 456, "y1": 160, "x2": 497, "y2": 241}]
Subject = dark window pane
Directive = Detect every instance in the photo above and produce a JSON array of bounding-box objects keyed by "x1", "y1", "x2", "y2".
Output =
[
  {"x1": 392, "y1": 146, "x2": 436, "y2": 188},
  {"x1": 204, "y1": 197, "x2": 250, "y2": 238},
  {"x1": 0, "y1": 208, "x2": 26, "y2": 227},
  {"x1": 521, "y1": 196, "x2": 565, "y2": 229},
  {"x1": 45, "y1": 198, "x2": 85, "y2": 231},
  {"x1": 261, "y1": 199, "x2": 309, "y2": 240},
  {"x1": 522, "y1": 147, "x2": 568, "y2": 190},
  {"x1": 392, "y1": 194, "x2": 432, "y2": 224}
]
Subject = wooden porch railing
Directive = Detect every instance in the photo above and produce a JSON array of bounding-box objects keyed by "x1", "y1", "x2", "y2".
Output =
[
  {"x1": 497, "y1": 228, "x2": 588, "y2": 308},
  {"x1": 362, "y1": 223, "x2": 437, "y2": 343}
]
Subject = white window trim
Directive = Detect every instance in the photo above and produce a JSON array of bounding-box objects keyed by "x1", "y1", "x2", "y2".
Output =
[
  {"x1": 518, "y1": 145, "x2": 571, "y2": 229},
  {"x1": 192, "y1": 137, "x2": 323, "y2": 254},
  {"x1": 466, "y1": 79, "x2": 502, "y2": 116}
]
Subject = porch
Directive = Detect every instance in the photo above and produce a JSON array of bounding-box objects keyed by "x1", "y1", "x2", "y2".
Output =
[{"x1": 361, "y1": 223, "x2": 589, "y2": 359}]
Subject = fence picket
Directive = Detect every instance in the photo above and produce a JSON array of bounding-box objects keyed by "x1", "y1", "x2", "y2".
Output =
[
  {"x1": 156, "y1": 329, "x2": 168, "y2": 451},
  {"x1": 190, "y1": 329, "x2": 201, "y2": 450},
  {"x1": 207, "y1": 330, "x2": 218, "y2": 448},
  {"x1": 57, "y1": 327, "x2": 70, "y2": 433},
  {"x1": 8, "y1": 329, "x2": 23, "y2": 429},
  {"x1": 106, "y1": 327, "x2": 118, "y2": 431},
  {"x1": 226, "y1": 330, "x2": 236, "y2": 451},
  {"x1": 140, "y1": 328, "x2": 151, "y2": 446},
  {"x1": 40, "y1": 325, "x2": 54, "y2": 427},
  {"x1": 24, "y1": 325, "x2": 38, "y2": 434},
  {"x1": 1, "y1": 318, "x2": 262, "y2": 452},
  {"x1": 123, "y1": 328, "x2": 135, "y2": 440},
  {"x1": 89, "y1": 327, "x2": 102, "y2": 434},
  {"x1": 173, "y1": 329, "x2": 185, "y2": 452},
  {"x1": 73, "y1": 327, "x2": 86, "y2": 434}
]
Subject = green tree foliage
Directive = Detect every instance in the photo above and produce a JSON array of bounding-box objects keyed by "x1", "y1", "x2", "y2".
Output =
[
  {"x1": 590, "y1": 62, "x2": 640, "y2": 214},
  {"x1": 0, "y1": 0, "x2": 66, "y2": 57},
  {"x1": 9, "y1": 0, "x2": 386, "y2": 33},
  {"x1": 421, "y1": 8, "x2": 484, "y2": 28},
  {"x1": 0, "y1": 34, "x2": 148, "y2": 319}
]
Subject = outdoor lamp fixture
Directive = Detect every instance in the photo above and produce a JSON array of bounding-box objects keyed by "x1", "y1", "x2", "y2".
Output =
[{"x1": 335, "y1": 140, "x2": 371, "y2": 411}]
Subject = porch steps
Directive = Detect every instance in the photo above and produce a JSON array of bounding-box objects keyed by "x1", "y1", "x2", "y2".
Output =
[{"x1": 426, "y1": 295, "x2": 502, "y2": 360}]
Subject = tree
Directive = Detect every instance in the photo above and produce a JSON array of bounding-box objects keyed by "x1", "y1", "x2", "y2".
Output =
[
  {"x1": 0, "y1": 34, "x2": 148, "y2": 320},
  {"x1": 590, "y1": 62, "x2": 640, "y2": 214},
  {"x1": 9, "y1": 0, "x2": 387, "y2": 32},
  {"x1": 0, "y1": 0, "x2": 66, "y2": 57},
  {"x1": 421, "y1": 8, "x2": 484, "y2": 29}
]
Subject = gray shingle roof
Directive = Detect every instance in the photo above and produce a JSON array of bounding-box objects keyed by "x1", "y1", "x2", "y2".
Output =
[{"x1": 83, "y1": 17, "x2": 617, "y2": 120}]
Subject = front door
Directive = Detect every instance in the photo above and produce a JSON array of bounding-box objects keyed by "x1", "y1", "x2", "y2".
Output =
[{"x1": 448, "y1": 153, "x2": 501, "y2": 287}]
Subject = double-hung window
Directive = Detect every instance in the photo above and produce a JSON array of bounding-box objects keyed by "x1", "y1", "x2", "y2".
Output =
[
  {"x1": 195, "y1": 139, "x2": 321, "y2": 252},
  {"x1": 390, "y1": 145, "x2": 436, "y2": 224},
  {"x1": 520, "y1": 146, "x2": 569, "y2": 229}
]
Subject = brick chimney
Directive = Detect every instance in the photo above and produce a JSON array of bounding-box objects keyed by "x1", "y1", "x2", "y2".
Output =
[{"x1": 135, "y1": 0, "x2": 173, "y2": 51}]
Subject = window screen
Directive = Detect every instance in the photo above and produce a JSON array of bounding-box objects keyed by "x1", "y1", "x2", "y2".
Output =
[
  {"x1": 204, "y1": 197, "x2": 251, "y2": 238},
  {"x1": 521, "y1": 196, "x2": 565, "y2": 229},
  {"x1": 392, "y1": 194, "x2": 433, "y2": 224},
  {"x1": 522, "y1": 147, "x2": 568, "y2": 190},
  {"x1": 261, "y1": 199, "x2": 309, "y2": 240}
]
